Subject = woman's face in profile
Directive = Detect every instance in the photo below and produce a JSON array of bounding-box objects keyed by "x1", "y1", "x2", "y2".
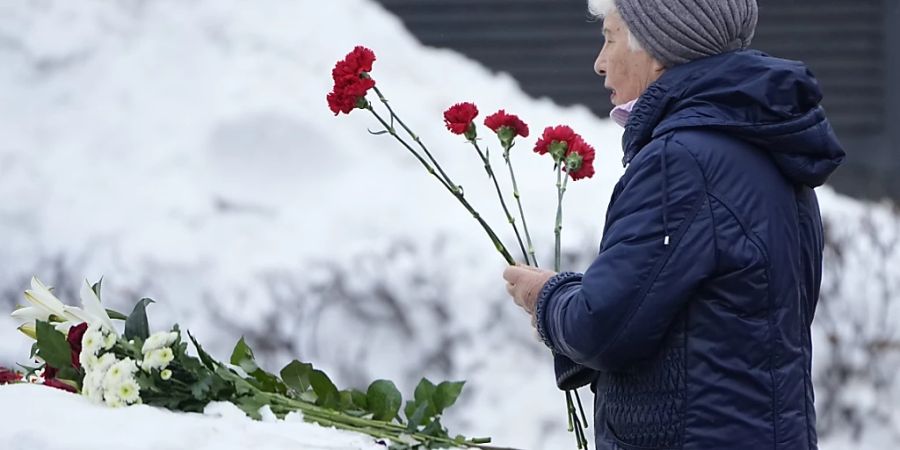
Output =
[{"x1": 593, "y1": 11, "x2": 664, "y2": 106}]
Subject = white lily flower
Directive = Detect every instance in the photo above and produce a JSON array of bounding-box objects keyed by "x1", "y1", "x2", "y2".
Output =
[
  {"x1": 23, "y1": 277, "x2": 82, "y2": 322},
  {"x1": 10, "y1": 304, "x2": 51, "y2": 324},
  {"x1": 11, "y1": 278, "x2": 93, "y2": 335},
  {"x1": 79, "y1": 280, "x2": 116, "y2": 332}
]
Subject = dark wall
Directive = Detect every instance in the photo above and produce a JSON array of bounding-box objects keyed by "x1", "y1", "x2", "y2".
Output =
[{"x1": 375, "y1": 0, "x2": 900, "y2": 202}]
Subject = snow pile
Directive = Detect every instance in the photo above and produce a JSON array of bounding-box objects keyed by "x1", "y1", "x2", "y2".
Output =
[
  {"x1": 0, "y1": 0, "x2": 897, "y2": 448},
  {"x1": 0, "y1": 384, "x2": 391, "y2": 450}
]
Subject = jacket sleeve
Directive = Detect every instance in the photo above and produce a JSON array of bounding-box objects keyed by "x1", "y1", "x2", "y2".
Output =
[{"x1": 536, "y1": 138, "x2": 716, "y2": 371}]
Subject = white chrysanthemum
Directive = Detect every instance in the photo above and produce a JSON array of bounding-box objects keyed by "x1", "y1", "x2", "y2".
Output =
[
  {"x1": 102, "y1": 332, "x2": 116, "y2": 350},
  {"x1": 142, "y1": 347, "x2": 174, "y2": 371},
  {"x1": 160, "y1": 369, "x2": 172, "y2": 381},
  {"x1": 81, "y1": 328, "x2": 104, "y2": 356},
  {"x1": 141, "y1": 331, "x2": 178, "y2": 354},
  {"x1": 83, "y1": 371, "x2": 102, "y2": 392},
  {"x1": 80, "y1": 351, "x2": 98, "y2": 372},
  {"x1": 95, "y1": 352, "x2": 118, "y2": 374},
  {"x1": 103, "y1": 357, "x2": 138, "y2": 390},
  {"x1": 104, "y1": 391, "x2": 125, "y2": 408},
  {"x1": 116, "y1": 378, "x2": 141, "y2": 404}
]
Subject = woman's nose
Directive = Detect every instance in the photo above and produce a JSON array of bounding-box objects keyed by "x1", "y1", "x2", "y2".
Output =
[{"x1": 594, "y1": 56, "x2": 606, "y2": 77}]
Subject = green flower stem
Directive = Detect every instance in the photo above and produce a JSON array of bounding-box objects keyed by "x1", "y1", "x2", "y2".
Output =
[
  {"x1": 372, "y1": 86, "x2": 456, "y2": 191},
  {"x1": 366, "y1": 105, "x2": 515, "y2": 265},
  {"x1": 554, "y1": 165, "x2": 569, "y2": 272},
  {"x1": 556, "y1": 167, "x2": 586, "y2": 449},
  {"x1": 574, "y1": 390, "x2": 589, "y2": 429},
  {"x1": 469, "y1": 139, "x2": 530, "y2": 264},
  {"x1": 266, "y1": 392, "x2": 494, "y2": 448},
  {"x1": 502, "y1": 144, "x2": 538, "y2": 267}
]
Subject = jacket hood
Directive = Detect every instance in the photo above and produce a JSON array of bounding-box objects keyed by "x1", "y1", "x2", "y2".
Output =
[{"x1": 623, "y1": 50, "x2": 845, "y2": 187}]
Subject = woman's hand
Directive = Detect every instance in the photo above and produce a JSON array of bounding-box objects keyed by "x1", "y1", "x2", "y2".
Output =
[{"x1": 503, "y1": 264, "x2": 557, "y2": 326}]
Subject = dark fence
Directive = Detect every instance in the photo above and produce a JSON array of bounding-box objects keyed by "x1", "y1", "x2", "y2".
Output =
[{"x1": 375, "y1": 0, "x2": 900, "y2": 202}]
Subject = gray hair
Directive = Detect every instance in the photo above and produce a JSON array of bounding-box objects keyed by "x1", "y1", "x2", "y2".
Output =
[{"x1": 587, "y1": 0, "x2": 643, "y2": 52}]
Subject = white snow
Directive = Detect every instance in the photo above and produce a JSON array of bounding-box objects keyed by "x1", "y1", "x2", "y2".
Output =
[
  {"x1": 0, "y1": 383, "x2": 389, "y2": 450},
  {"x1": 0, "y1": 0, "x2": 897, "y2": 449}
]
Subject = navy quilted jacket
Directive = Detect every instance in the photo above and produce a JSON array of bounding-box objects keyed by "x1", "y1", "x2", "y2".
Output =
[{"x1": 535, "y1": 50, "x2": 845, "y2": 450}]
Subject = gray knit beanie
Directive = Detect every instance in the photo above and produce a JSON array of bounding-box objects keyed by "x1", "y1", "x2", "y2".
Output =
[{"x1": 614, "y1": 0, "x2": 759, "y2": 67}]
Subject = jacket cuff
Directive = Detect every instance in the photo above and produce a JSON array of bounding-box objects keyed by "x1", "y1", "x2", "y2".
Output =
[
  {"x1": 554, "y1": 353, "x2": 598, "y2": 390},
  {"x1": 534, "y1": 271, "x2": 582, "y2": 352}
]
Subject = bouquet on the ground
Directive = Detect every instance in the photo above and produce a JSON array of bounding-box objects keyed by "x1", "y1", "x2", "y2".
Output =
[
  {"x1": 329, "y1": 46, "x2": 594, "y2": 449},
  {"x1": 4, "y1": 277, "x2": 497, "y2": 450}
]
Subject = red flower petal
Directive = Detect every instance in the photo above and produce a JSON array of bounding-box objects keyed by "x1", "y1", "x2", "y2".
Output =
[
  {"x1": 533, "y1": 125, "x2": 577, "y2": 155},
  {"x1": 67, "y1": 322, "x2": 88, "y2": 369},
  {"x1": 0, "y1": 367, "x2": 22, "y2": 384},
  {"x1": 565, "y1": 138, "x2": 597, "y2": 181},
  {"x1": 443, "y1": 102, "x2": 479, "y2": 135},
  {"x1": 327, "y1": 46, "x2": 377, "y2": 116},
  {"x1": 484, "y1": 110, "x2": 530, "y2": 138}
]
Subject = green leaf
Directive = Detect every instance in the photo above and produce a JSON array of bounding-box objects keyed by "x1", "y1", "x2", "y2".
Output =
[
  {"x1": 234, "y1": 393, "x2": 269, "y2": 420},
  {"x1": 226, "y1": 337, "x2": 286, "y2": 394},
  {"x1": 56, "y1": 366, "x2": 80, "y2": 382},
  {"x1": 280, "y1": 360, "x2": 313, "y2": 395},
  {"x1": 187, "y1": 331, "x2": 219, "y2": 371},
  {"x1": 16, "y1": 363, "x2": 41, "y2": 378},
  {"x1": 91, "y1": 277, "x2": 103, "y2": 301},
  {"x1": 106, "y1": 309, "x2": 128, "y2": 321},
  {"x1": 405, "y1": 401, "x2": 429, "y2": 432},
  {"x1": 366, "y1": 379, "x2": 402, "y2": 422},
  {"x1": 190, "y1": 375, "x2": 214, "y2": 400},
  {"x1": 229, "y1": 337, "x2": 259, "y2": 373},
  {"x1": 124, "y1": 298, "x2": 155, "y2": 341},
  {"x1": 310, "y1": 369, "x2": 339, "y2": 409},
  {"x1": 413, "y1": 378, "x2": 437, "y2": 417},
  {"x1": 30, "y1": 342, "x2": 39, "y2": 358},
  {"x1": 35, "y1": 320, "x2": 72, "y2": 370},
  {"x1": 421, "y1": 418, "x2": 447, "y2": 437},
  {"x1": 350, "y1": 389, "x2": 369, "y2": 410},
  {"x1": 338, "y1": 390, "x2": 356, "y2": 411},
  {"x1": 433, "y1": 381, "x2": 465, "y2": 414}
]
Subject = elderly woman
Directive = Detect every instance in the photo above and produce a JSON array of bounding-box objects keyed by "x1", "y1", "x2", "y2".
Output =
[{"x1": 502, "y1": 0, "x2": 846, "y2": 449}]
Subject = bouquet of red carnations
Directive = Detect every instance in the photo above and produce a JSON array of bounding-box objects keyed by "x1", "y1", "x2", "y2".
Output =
[{"x1": 329, "y1": 46, "x2": 595, "y2": 449}]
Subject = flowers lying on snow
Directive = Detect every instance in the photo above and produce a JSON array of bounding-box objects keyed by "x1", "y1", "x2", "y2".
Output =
[{"x1": 8, "y1": 276, "x2": 492, "y2": 449}]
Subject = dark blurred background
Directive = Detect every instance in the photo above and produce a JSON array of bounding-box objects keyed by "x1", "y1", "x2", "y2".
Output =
[{"x1": 376, "y1": 0, "x2": 900, "y2": 202}]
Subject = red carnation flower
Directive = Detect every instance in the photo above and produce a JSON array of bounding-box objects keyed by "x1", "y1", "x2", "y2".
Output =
[
  {"x1": 443, "y1": 102, "x2": 479, "y2": 137},
  {"x1": 327, "y1": 76, "x2": 376, "y2": 115},
  {"x1": 0, "y1": 367, "x2": 22, "y2": 384},
  {"x1": 331, "y1": 46, "x2": 375, "y2": 81},
  {"x1": 533, "y1": 125, "x2": 578, "y2": 159},
  {"x1": 484, "y1": 110, "x2": 529, "y2": 139},
  {"x1": 564, "y1": 138, "x2": 596, "y2": 181},
  {"x1": 327, "y1": 46, "x2": 377, "y2": 115},
  {"x1": 67, "y1": 322, "x2": 88, "y2": 369}
]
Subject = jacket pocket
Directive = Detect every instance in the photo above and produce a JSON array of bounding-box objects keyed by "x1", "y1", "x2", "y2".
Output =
[{"x1": 604, "y1": 336, "x2": 685, "y2": 449}]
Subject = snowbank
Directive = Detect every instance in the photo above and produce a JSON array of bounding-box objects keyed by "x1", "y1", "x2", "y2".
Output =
[{"x1": 0, "y1": 384, "x2": 390, "y2": 450}]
